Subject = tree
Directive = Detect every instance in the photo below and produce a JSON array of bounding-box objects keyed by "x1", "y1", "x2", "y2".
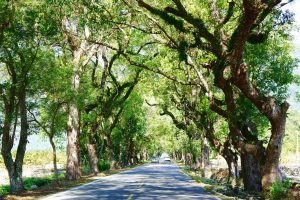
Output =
[
  {"x1": 29, "y1": 101, "x2": 66, "y2": 177},
  {"x1": 135, "y1": 0, "x2": 297, "y2": 189},
  {"x1": 0, "y1": 1, "x2": 54, "y2": 193}
]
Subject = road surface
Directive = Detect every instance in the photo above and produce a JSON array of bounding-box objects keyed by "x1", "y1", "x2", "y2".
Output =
[{"x1": 41, "y1": 163, "x2": 219, "y2": 200}]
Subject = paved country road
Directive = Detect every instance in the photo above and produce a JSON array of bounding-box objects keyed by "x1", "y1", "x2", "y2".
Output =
[{"x1": 41, "y1": 163, "x2": 219, "y2": 200}]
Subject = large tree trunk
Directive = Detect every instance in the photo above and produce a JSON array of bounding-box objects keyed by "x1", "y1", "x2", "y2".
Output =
[
  {"x1": 13, "y1": 81, "x2": 28, "y2": 193},
  {"x1": 62, "y1": 18, "x2": 92, "y2": 181},
  {"x1": 49, "y1": 137, "x2": 58, "y2": 177},
  {"x1": 66, "y1": 102, "x2": 81, "y2": 180},
  {"x1": 1, "y1": 74, "x2": 28, "y2": 194},
  {"x1": 87, "y1": 122, "x2": 99, "y2": 175},
  {"x1": 262, "y1": 114, "x2": 287, "y2": 189},
  {"x1": 87, "y1": 143, "x2": 99, "y2": 175},
  {"x1": 1, "y1": 109, "x2": 22, "y2": 193},
  {"x1": 231, "y1": 54, "x2": 289, "y2": 190},
  {"x1": 2, "y1": 154, "x2": 24, "y2": 194},
  {"x1": 10, "y1": 81, "x2": 28, "y2": 193},
  {"x1": 8, "y1": 170, "x2": 23, "y2": 193},
  {"x1": 241, "y1": 153, "x2": 262, "y2": 191}
]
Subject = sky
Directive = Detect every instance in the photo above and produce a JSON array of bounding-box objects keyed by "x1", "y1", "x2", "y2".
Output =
[
  {"x1": 283, "y1": 0, "x2": 300, "y2": 110},
  {"x1": 284, "y1": 0, "x2": 300, "y2": 50},
  {"x1": 25, "y1": 2, "x2": 300, "y2": 151}
]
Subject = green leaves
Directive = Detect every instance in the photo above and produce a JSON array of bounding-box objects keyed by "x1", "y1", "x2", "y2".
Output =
[{"x1": 245, "y1": 31, "x2": 297, "y2": 103}]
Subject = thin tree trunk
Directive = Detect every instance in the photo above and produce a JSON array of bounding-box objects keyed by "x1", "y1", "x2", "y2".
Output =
[
  {"x1": 105, "y1": 133, "x2": 116, "y2": 169},
  {"x1": 49, "y1": 137, "x2": 58, "y2": 177},
  {"x1": 128, "y1": 139, "x2": 134, "y2": 166},
  {"x1": 181, "y1": 151, "x2": 185, "y2": 163},
  {"x1": 201, "y1": 138, "x2": 210, "y2": 178},
  {"x1": 233, "y1": 157, "x2": 239, "y2": 186}
]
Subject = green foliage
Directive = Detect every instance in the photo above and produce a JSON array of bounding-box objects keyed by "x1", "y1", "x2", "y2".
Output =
[
  {"x1": 98, "y1": 159, "x2": 111, "y2": 171},
  {"x1": 0, "y1": 185, "x2": 10, "y2": 196},
  {"x1": 0, "y1": 0, "x2": 299, "y2": 194},
  {"x1": 269, "y1": 179, "x2": 291, "y2": 200},
  {"x1": 23, "y1": 177, "x2": 52, "y2": 190},
  {"x1": 245, "y1": 31, "x2": 297, "y2": 103},
  {"x1": 178, "y1": 40, "x2": 188, "y2": 61},
  {"x1": 0, "y1": 174, "x2": 65, "y2": 195},
  {"x1": 112, "y1": 91, "x2": 148, "y2": 166}
]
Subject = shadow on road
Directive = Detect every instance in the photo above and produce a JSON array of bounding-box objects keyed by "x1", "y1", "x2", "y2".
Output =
[{"x1": 41, "y1": 163, "x2": 219, "y2": 200}]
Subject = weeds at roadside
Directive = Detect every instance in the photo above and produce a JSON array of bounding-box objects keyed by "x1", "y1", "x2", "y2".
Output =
[
  {"x1": 182, "y1": 167, "x2": 262, "y2": 200},
  {"x1": 267, "y1": 179, "x2": 292, "y2": 200},
  {"x1": 0, "y1": 173, "x2": 65, "y2": 197}
]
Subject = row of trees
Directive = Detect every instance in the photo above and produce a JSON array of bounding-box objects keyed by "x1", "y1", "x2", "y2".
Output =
[
  {"x1": 131, "y1": 0, "x2": 297, "y2": 191},
  {"x1": 0, "y1": 0, "x2": 298, "y2": 194},
  {"x1": 0, "y1": 0, "x2": 153, "y2": 193}
]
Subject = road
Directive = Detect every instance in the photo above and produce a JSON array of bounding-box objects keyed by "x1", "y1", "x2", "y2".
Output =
[{"x1": 41, "y1": 163, "x2": 219, "y2": 200}]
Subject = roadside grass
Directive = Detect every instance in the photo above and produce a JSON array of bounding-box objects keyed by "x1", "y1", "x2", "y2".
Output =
[
  {"x1": 181, "y1": 166, "x2": 262, "y2": 200},
  {"x1": 0, "y1": 185, "x2": 10, "y2": 196},
  {"x1": 1, "y1": 162, "x2": 147, "y2": 200}
]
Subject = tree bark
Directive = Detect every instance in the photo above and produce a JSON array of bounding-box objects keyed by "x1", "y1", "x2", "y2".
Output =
[
  {"x1": 0, "y1": 56, "x2": 30, "y2": 194},
  {"x1": 200, "y1": 138, "x2": 210, "y2": 177},
  {"x1": 49, "y1": 137, "x2": 58, "y2": 177},
  {"x1": 241, "y1": 153, "x2": 262, "y2": 191},
  {"x1": 61, "y1": 18, "x2": 96, "y2": 181},
  {"x1": 105, "y1": 133, "x2": 117, "y2": 169},
  {"x1": 66, "y1": 101, "x2": 81, "y2": 180},
  {"x1": 10, "y1": 80, "x2": 28, "y2": 193},
  {"x1": 223, "y1": 152, "x2": 238, "y2": 183},
  {"x1": 262, "y1": 113, "x2": 287, "y2": 188},
  {"x1": 87, "y1": 143, "x2": 99, "y2": 175},
  {"x1": 87, "y1": 121, "x2": 99, "y2": 175}
]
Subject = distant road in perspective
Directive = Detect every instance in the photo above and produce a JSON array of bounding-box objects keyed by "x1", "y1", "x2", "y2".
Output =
[{"x1": 41, "y1": 163, "x2": 219, "y2": 200}]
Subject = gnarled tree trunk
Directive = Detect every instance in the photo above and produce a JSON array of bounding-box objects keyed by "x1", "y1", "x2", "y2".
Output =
[
  {"x1": 262, "y1": 112, "x2": 287, "y2": 188},
  {"x1": 241, "y1": 153, "x2": 262, "y2": 191}
]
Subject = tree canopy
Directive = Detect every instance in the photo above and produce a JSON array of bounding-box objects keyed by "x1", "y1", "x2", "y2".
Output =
[{"x1": 0, "y1": 0, "x2": 298, "y2": 195}]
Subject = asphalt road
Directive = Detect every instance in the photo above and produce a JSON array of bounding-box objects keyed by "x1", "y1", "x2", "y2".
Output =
[{"x1": 41, "y1": 163, "x2": 219, "y2": 200}]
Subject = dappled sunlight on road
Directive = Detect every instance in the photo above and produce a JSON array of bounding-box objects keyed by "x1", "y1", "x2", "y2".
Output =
[{"x1": 41, "y1": 163, "x2": 219, "y2": 200}]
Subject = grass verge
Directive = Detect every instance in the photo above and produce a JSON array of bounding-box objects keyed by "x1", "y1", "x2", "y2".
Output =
[{"x1": 181, "y1": 166, "x2": 262, "y2": 200}]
